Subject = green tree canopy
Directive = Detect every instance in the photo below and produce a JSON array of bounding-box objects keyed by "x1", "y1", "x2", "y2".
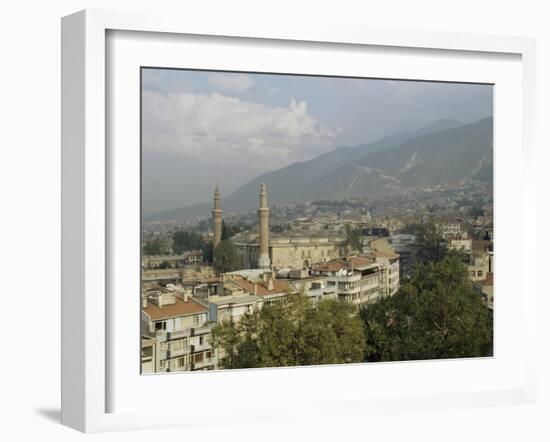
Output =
[
  {"x1": 402, "y1": 221, "x2": 446, "y2": 264},
  {"x1": 143, "y1": 238, "x2": 168, "y2": 256},
  {"x1": 360, "y1": 253, "x2": 493, "y2": 362},
  {"x1": 213, "y1": 240, "x2": 243, "y2": 273},
  {"x1": 172, "y1": 230, "x2": 206, "y2": 254},
  {"x1": 221, "y1": 220, "x2": 248, "y2": 240},
  {"x1": 345, "y1": 224, "x2": 363, "y2": 253},
  {"x1": 211, "y1": 293, "x2": 366, "y2": 369},
  {"x1": 158, "y1": 260, "x2": 172, "y2": 269}
]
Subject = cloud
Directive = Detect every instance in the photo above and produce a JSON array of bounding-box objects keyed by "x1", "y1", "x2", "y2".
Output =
[
  {"x1": 142, "y1": 69, "x2": 194, "y2": 93},
  {"x1": 207, "y1": 73, "x2": 254, "y2": 92},
  {"x1": 142, "y1": 91, "x2": 338, "y2": 170}
]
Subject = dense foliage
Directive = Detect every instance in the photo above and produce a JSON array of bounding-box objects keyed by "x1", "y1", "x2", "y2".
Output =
[
  {"x1": 360, "y1": 253, "x2": 493, "y2": 362},
  {"x1": 211, "y1": 293, "x2": 366, "y2": 369},
  {"x1": 172, "y1": 230, "x2": 206, "y2": 254},
  {"x1": 401, "y1": 221, "x2": 446, "y2": 264},
  {"x1": 345, "y1": 224, "x2": 363, "y2": 252},
  {"x1": 213, "y1": 240, "x2": 243, "y2": 273},
  {"x1": 143, "y1": 238, "x2": 169, "y2": 256}
]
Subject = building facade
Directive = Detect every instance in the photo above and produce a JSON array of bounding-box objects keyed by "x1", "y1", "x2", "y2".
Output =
[
  {"x1": 311, "y1": 254, "x2": 399, "y2": 307},
  {"x1": 141, "y1": 287, "x2": 218, "y2": 373}
]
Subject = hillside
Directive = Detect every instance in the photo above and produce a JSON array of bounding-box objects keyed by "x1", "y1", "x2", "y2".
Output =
[{"x1": 146, "y1": 118, "x2": 492, "y2": 221}]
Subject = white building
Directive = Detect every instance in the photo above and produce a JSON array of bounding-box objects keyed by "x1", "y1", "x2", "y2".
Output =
[
  {"x1": 311, "y1": 255, "x2": 396, "y2": 307},
  {"x1": 141, "y1": 287, "x2": 217, "y2": 372}
]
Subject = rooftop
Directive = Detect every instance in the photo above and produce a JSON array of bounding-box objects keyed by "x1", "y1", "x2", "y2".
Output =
[
  {"x1": 312, "y1": 255, "x2": 376, "y2": 273},
  {"x1": 143, "y1": 296, "x2": 207, "y2": 321},
  {"x1": 372, "y1": 250, "x2": 400, "y2": 259},
  {"x1": 231, "y1": 276, "x2": 289, "y2": 297},
  {"x1": 208, "y1": 294, "x2": 261, "y2": 306},
  {"x1": 481, "y1": 272, "x2": 493, "y2": 286}
]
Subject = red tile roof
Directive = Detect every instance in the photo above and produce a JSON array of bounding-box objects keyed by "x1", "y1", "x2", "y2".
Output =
[
  {"x1": 373, "y1": 250, "x2": 399, "y2": 259},
  {"x1": 482, "y1": 272, "x2": 493, "y2": 286},
  {"x1": 232, "y1": 277, "x2": 289, "y2": 297},
  {"x1": 143, "y1": 297, "x2": 207, "y2": 321}
]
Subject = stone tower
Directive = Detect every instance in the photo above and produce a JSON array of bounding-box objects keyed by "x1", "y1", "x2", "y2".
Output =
[
  {"x1": 212, "y1": 185, "x2": 222, "y2": 249},
  {"x1": 258, "y1": 181, "x2": 271, "y2": 269}
]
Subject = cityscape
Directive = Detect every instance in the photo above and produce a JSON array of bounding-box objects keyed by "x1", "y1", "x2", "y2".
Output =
[{"x1": 140, "y1": 69, "x2": 494, "y2": 373}]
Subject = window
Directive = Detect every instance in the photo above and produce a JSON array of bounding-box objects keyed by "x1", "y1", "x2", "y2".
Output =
[
  {"x1": 155, "y1": 321, "x2": 166, "y2": 331},
  {"x1": 199, "y1": 336, "x2": 204, "y2": 346},
  {"x1": 478, "y1": 270, "x2": 483, "y2": 277},
  {"x1": 205, "y1": 350, "x2": 212, "y2": 360},
  {"x1": 194, "y1": 352, "x2": 204, "y2": 363},
  {"x1": 176, "y1": 356, "x2": 187, "y2": 368}
]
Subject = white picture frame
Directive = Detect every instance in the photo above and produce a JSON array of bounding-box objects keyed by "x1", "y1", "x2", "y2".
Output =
[{"x1": 61, "y1": 9, "x2": 537, "y2": 433}]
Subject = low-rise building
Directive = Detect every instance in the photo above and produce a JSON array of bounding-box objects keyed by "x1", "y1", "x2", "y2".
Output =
[
  {"x1": 436, "y1": 221, "x2": 466, "y2": 240},
  {"x1": 448, "y1": 238, "x2": 473, "y2": 253},
  {"x1": 479, "y1": 272, "x2": 493, "y2": 309},
  {"x1": 467, "y1": 250, "x2": 492, "y2": 282}
]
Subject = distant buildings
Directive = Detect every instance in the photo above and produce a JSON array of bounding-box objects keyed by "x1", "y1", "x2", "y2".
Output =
[
  {"x1": 436, "y1": 220, "x2": 465, "y2": 240},
  {"x1": 467, "y1": 247, "x2": 493, "y2": 282},
  {"x1": 141, "y1": 265, "x2": 215, "y2": 290},
  {"x1": 388, "y1": 233, "x2": 418, "y2": 279},
  {"x1": 479, "y1": 272, "x2": 493, "y2": 309},
  {"x1": 142, "y1": 251, "x2": 204, "y2": 269}
]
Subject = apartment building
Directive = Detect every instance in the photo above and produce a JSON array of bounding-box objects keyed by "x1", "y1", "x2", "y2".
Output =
[
  {"x1": 311, "y1": 255, "x2": 393, "y2": 307},
  {"x1": 141, "y1": 287, "x2": 217, "y2": 372},
  {"x1": 283, "y1": 269, "x2": 338, "y2": 303},
  {"x1": 373, "y1": 251, "x2": 400, "y2": 297}
]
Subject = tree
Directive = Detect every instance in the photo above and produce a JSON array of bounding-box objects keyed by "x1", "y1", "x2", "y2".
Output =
[
  {"x1": 172, "y1": 230, "x2": 205, "y2": 254},
  {"x1": 402, "y1": 221, "x2": 446, "y2": 264},
  {"x1": 211, "y1": 293, "x2": 366, "y2": 369},
  {"x1": 360, "y1": 253, "x2": 493, "y2": 362},
  {"x1": 213, "y1": 240, "x2": 243, "y2": 273},
  {"x1": 345, "y1": 224, "x2": 363, "y2": 253},
  {"x1": 298, "y1": 299, "x2": 365, "y2": 365},
  {"x1": 221, "y1": 221, "x2": 248, "y2": 240},
  {"x1": 158, "y1": 260, "x2": 172, "y2": 269},
  {"x1": 202, "y1": 240, "x2": 214, "y2": 264},
  {"x1": 221, "y1": 220, "x2": 230, "y2": 241},
  {"x1": 143, "y1": 238, "x2": 167, "y2": 256}
]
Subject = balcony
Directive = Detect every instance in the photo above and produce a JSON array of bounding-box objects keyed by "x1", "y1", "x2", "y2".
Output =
[
  {"x1": 160, "y1": 345, "x2": 191, "y2": 360},
  {"x1": 191, "y1": 324, "x2": 212, "y2": 336},
  {"x1": 361, "y1": 281, "x2": 379, "y2": 291},
  {"x1": 191, "y1": 341, "x2": 212, "y2": 353},
  {"x1": 192, "y1": 358, "x2": 215, "y2": 370},
  {"x1": 166, "y1": 329, "x2": 192, "y2": 340},
  {"x1": 337, "y1": 287, "x2": 361, "y2": 295}
]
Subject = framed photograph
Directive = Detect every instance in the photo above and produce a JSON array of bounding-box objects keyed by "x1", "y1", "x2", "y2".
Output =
[{"x1": 61, "y1": 9, "x2": 537, "y2": 433}]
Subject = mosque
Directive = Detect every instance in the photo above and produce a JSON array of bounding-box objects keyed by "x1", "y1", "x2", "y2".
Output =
[{"x1": 212, "y1": 183, "x2": 348, "y2": 271}]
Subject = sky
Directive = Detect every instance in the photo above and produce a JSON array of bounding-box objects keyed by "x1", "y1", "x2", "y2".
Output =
[{"x1": 142, "y1": 68, "x2": 493, "y2": 214}]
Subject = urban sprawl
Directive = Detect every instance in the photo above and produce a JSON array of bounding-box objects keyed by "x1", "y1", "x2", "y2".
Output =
[{"x1": 141, "y1": 182, "x2": 493, "y2": 373}]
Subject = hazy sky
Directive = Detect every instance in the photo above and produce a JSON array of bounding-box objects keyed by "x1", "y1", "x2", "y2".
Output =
[{"x1": 142, "y1": 68, "x2": 493, "y2": 214}]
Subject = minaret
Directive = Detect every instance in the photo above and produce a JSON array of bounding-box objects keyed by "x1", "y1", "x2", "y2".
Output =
[
  {"x1": 258, "y1": 181, "x2": 271, "y2": 269},
  {"x1": 212, "y1": 185, "x2": 222, "y2": 249}
]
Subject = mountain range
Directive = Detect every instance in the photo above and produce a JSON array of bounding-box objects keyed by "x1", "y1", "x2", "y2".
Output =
[{"x1": 146, "y1": 117, "x2": 493, "y2": 221}]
